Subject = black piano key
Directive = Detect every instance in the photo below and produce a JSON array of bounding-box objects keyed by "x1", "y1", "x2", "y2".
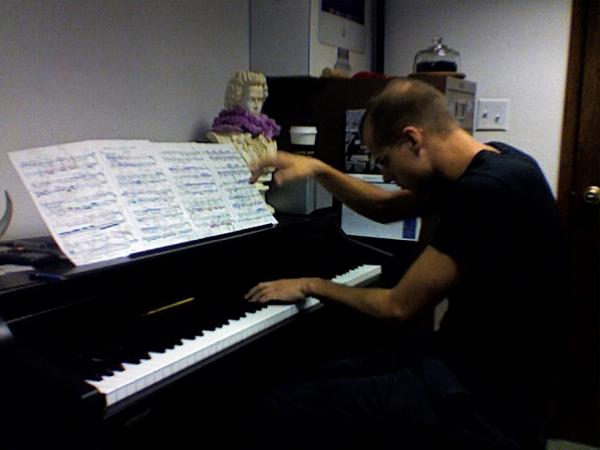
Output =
[
  {"x1": 50, "y1": 269, "x2": 334, "y2": 382},
  {"x1": 80, "y1": 295, "x2": 257, "y2": 375}
]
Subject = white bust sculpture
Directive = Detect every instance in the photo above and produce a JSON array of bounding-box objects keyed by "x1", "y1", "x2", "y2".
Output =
[
  {"x1": 207, "y1": 71, "x2": 280, "y2": 211},
  {"x1": 238, "y1": 83, "x2": 266, "y2": 115}
]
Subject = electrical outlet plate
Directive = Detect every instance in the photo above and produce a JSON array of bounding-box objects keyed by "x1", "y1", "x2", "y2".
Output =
[{"x1": 476, "y1": 98, "x2": 510, "y2": 131}]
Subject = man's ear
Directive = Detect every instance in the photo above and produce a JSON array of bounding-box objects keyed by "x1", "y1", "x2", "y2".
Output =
[{"x1": 402, "y1": 126, "x2": 423, "y2": 153}]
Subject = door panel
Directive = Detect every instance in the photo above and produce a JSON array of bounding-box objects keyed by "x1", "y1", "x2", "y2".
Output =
[{"x1": 557, "y1": 0, "x2": 599, "y2": 445}]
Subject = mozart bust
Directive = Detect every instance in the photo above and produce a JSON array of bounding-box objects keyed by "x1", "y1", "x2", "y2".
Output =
[
  {"x1": 207, "y1": 71, "x2": 281, "y2": 211},
  {"x1": 207, "y1": 71, "x2": 280, "y2": 167}
]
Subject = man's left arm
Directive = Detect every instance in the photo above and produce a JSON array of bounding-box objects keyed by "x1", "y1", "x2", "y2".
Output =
[{"x1": 245, "y1": 245, "x2": 459, "y2": 322}]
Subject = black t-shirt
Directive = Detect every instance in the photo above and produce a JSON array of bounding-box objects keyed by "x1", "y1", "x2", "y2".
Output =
[{"x1": 430, "y1": 142, "x2": 566, "y2": 412}]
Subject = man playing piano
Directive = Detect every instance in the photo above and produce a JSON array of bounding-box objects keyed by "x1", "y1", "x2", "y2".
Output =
[{"x1": 245, "y1": 78, "x2": 565, "y2": 450}]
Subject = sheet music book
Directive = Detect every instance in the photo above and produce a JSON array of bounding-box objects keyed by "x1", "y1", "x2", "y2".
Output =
[{"x1": 9, "y1": 140, "x2": 277, "y2": 266}]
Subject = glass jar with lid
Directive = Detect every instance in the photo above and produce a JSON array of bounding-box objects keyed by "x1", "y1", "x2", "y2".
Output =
[{"x1": 413, "y1": 37, "x2": 460, "y2": 73}]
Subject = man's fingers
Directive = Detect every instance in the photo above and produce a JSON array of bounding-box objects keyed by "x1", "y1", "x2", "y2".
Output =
[
  {"x1": 273, "y1": 170, "x2": 286, "y2": 186},
  {"x1": 248, "y1": 171, "x2": 261, "y2": 184},
  {"x1": 248, "y1": 157, "x2": 278, "y2": 184},
  {"x1": 245, "y1": 282, "x2": 272, "y2": 303},
  {"x1": 244, "y1": 283, "x2": 264, "y2": 300}
]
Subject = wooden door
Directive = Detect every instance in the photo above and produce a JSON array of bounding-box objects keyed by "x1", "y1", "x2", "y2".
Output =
[{"x1": 556, "y1": 0, "x2": 599, "y2": 445}]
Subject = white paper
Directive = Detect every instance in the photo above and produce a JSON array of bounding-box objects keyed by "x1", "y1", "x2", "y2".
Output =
[
  {"x1": 341, "y1": 174, "x2": 421, "y2": 241},
  {"x1": 9, "y1": 141, "x2": 277, "y2": 266}
]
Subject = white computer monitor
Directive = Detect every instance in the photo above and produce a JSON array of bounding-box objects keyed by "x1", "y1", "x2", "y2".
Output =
[
  {"x1": 318, "y1": 0, "x2": 366, "y2": 53},
  {"x1": 341, "y1": 174, "x2": 421, "y2": 242}
]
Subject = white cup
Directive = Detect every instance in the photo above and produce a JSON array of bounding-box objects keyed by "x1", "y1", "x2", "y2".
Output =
[{"x1": 290, "y1": 126, "x2": 318, "y2": 146}]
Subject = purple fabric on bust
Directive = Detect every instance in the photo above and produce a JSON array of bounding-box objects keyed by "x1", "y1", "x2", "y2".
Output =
[{"x1": 211, "y1": 106, "x2": 281, "y2": 140}]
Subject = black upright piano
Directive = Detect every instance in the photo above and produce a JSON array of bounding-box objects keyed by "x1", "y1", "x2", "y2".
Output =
[{"x1": 0, "y1": 213, "x2": 404, "y2": 449}]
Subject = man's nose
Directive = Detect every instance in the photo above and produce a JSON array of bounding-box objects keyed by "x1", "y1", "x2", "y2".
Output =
[{"x1": 382, "y1": 171, "x2": 395, "y2": 184}]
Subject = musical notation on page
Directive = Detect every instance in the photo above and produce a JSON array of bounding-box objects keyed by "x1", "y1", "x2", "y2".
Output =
[{"x1": 9, "y1": 141, "x2": 277, "y2": 266}]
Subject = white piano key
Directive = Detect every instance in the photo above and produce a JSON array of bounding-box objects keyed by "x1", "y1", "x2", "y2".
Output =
[{"x1": 85, "y1": 264, "x2": 381, "y2": 407}]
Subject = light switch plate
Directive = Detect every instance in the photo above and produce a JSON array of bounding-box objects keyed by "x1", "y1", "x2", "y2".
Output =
[{"x1": 476, "y1": 98, "x2": 510, "y2": 131}]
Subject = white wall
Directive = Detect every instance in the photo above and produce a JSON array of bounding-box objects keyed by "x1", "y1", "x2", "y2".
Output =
[
  {"x1": 250, "y1": 0, "x2": 311, "y2": 75},
  {"x1": 0, "y1": 0, "x2": 249, "y2": 240},
  {"x1": 384, "y1": 0, "x2": 572, "y2": 193}
]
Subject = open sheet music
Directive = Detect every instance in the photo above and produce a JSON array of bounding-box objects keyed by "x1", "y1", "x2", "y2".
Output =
[{"x1": 9, "y1": 140, "x2": 277, "y2": 266}]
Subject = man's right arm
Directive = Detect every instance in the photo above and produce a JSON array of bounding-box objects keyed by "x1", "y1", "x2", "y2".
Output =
[{"x1": 250, "y1": 151, "x2": 425, "y2": 223}]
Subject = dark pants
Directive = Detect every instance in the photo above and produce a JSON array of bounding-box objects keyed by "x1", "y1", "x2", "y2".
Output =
[{"x1": 242, "y1": 343, "x2": 547, "y2": 450}]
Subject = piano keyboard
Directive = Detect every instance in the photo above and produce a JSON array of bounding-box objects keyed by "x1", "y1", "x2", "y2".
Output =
[{"x1": 86, "y1": 264, "x2": 381, "y2": 407}]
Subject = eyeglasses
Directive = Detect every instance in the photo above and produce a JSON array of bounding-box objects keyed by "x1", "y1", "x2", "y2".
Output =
[
  {"x1": 373, "y1": 136, "x2": 411, "y2": 171},
  {"x1": 374, "y1": 154, "x2": 390, "y2": 170}
]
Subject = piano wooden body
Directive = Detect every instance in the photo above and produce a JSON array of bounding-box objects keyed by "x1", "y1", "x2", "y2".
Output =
[{"x1": 0, "y1": 213, "x2": 403, "y2": 449}]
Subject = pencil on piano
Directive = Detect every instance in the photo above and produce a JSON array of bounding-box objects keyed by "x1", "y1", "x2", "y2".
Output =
[{"x1": 142, "y1": 297, "x2": 195, "y2": 316}]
